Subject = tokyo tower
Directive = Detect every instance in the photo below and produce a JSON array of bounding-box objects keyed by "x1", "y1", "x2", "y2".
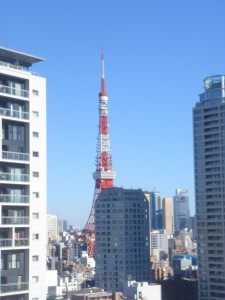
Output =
[{"x1": 83, "y1": 53, "x2": 116, "y2": 256}]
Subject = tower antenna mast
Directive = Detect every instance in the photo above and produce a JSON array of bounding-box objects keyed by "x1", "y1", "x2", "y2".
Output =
[{"x1": 83, "y1": 52, "x2": 116, "y2": 256}]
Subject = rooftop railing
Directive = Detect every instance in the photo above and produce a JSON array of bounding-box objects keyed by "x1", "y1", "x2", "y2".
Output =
[
  {"x1": 0, "y1": 84, "x2": 29, "y2": 98},
  {"x1": 0, "y1": 59, "x2": 39, "y2": 76},
  {"x1": 0, "y1": 107, "x2": 29, "y2": 120},
  {"x1": 2, "y1": 151, "x2": 29, "y2": 161}
]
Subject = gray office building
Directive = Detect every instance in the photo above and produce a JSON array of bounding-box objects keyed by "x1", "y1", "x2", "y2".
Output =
[
  {"x1": 193, "y1": 75, "x2": 225, "y2": 300},
  {"x1": 95, "y1": 187, "x2": 151, "y2": 292},
  {"x1": 173, "y1": 188, "x2": 190, "y2": 232}
]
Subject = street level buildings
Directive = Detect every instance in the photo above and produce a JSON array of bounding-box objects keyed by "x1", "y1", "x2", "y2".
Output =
[
  {"x1": 193, "y1": 75, "x2": 225, "y2": 300},
  {"x1": 0, "y1": 47, "x2": 46, "y2": 300},
  {"x1": 95, "y1": 187, "x2": 151, "y2": 292}
]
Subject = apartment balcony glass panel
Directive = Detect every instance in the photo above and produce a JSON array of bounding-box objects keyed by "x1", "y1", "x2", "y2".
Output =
[
  {"x1": 0, "y1": 107, "x2": 29, "y2": 120},
  {"x1": 0, "y1": 282, "x2": 29, "y2": 294},
  {"x1": 0, "y1": 238, "x2": 12, "y2": 247},
  {"x1": 0, "y1": 195, "x2": 29, "y2": 203},
  {"x1": 0, "y1": 173, "x2": 29, "y2": 182},
  {"x1": 2, "y1": 151, "x2": 29, "y2": 161},
  {"x1": 0, "y1": 85, "x2": 29, "y2": 98},
  {"x1": 2, "y1": 216, "x2": 29, "y2": 225},
  {"x1": 15, "y1": 238, "x2": 29, "y2": 246}
]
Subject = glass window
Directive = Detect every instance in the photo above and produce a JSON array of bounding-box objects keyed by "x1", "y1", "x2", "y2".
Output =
[
  {"x1": 195, "y1": 122, "x2": 202, "y2": 127},
  {"x1": 33, "y1": 192, "x2": 39, "y2": 198},
  {"x1": 10, "y1": 125, "x2": 21, "y2": 140},
  {"x1": 32, "y1": 276, "x2": 39, "y2": 283},
  {"x1": 33, "y1": 172, "x2": 39, "y2": 177},
  {"x1": 33, "y1": 151, "x2": 39, "y2": 157},
  {"x1": 195, "y1": 116, "x2": 202, "y2": 121},
  {"x1": 32, "y1": 255, "x2": 39, "y2": 262},
  {"x1": 33, "y1": 131, "x2": 39, "y2": 138},
  {"x1": 8, "y1": 253, "x2": 20, "y2": 269},
  {"x1": 32, "y1": 111, "x2": 39, "y2": 117},
  {"x1": 194, "y1": 109, "x2": 202, "y2": 115},
  {"x1": 33, "y1": 213, "x2": 39, "y2": 219},
  {"x1": 32, "y1": 234, "x2": 39, "y2": 240},
  {"x1": 195, "y1": 129, "x2": 203, "y2": 134},
  {"x1": 32, "y1": 89, "x2": 39, "y2": 96}
]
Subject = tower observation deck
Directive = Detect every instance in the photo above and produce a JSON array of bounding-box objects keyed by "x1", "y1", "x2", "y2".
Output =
[{"x1": 83, "y1": 53, "x2": 116, "y2": 256}]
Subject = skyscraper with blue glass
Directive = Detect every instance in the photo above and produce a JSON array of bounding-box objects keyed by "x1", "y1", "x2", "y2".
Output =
[{"x1": 193, "y1": 75, "x2": 225, "y2": 300}]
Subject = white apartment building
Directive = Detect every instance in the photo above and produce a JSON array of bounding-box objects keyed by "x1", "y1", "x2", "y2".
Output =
[
  {"x1": 47, "y1": 213, "x2": 58, "y2": 239},
  {"x1": 0, "y1": 46, "x2": 46, "y2": 300},
  {"x1": 150, "y1": 229, "x2": 168, "y2": 260}
]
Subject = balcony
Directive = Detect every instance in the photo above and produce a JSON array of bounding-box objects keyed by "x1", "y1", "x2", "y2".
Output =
[
  {"x1": 0, "y1": 238, "x2": 12, "y2": 247},
  {"x1": 0, "y1": 173, "x2": 29, "y2": 182},
  {"x1": 0, "y1": 85, "x2": 29, "y2": 98},
  {"x1": 0, "y1": 107, "x2": 29, "y2": 120},
  {"x1": 2, "y1": 216, "x2": 29, "y2": 225},
  {"x1": 0, "y1": 194, "x2": 29, "y2": 203},
  {"x1": 0, "y1": 282, "x2": 29, "y2": 294},
  {"x1": 15, "y1": 238, "x2": 29, "y2": 246},
  {"x1": 2, "y1": 151, "x2": 29, "y2": 161},
  {"x1": 0, "y1": 59, "x2": 39, "y2": 76}
]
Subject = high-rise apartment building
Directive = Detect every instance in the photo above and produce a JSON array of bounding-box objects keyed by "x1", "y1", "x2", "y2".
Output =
[
  {"x1": 0, "y1": 47, "x2": 46, "y2": 300},
  {"x1": 173, "y1": 188, "x2": 190, "y2": 232},
  {"x1": 162, "y1": 197, "x2": 173, "y2": 235},
  {"x1": 47, "y1": 213, "x2": 58, "y2": 239},
  {"x1": 95, "y1": 187, "x2": 151, "y2": 292},
  {"x1": 193, "y1": 75, "x2": 225, "y2": 300},
  {"x1": 150, "y1": 190, "x2": 163, "y2": 230}
]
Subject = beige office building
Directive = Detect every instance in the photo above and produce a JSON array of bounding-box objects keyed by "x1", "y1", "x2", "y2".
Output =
[{"x1": 163, "y1": 197, "x2": 173, "y2": 235}]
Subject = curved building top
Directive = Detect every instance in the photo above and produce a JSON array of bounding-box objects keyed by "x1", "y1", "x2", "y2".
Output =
[{"x1": 197, "y1": 75, "x2": 225, "y2": 107}]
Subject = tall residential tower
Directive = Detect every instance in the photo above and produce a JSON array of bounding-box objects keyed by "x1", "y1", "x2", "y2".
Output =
[
  {"x1": 193, "y1": 75, "x2": 225, "y2": 300},
  {"x1": 95, "y1": 187, "x2": 151, "y2": 292},
  {"x1": 0, "y1": 47, "x2": 46, "y2": 300}
]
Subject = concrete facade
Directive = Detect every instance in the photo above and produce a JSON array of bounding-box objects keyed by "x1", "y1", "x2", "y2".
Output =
[
  {"x1": 193, "y1": 75, "x2": 225, "y2": 300},
  {"x1": 0, "y1": 46, "x2": 47, "y2": 299},
  {"x1": 95, "y1": 187, "x2": 151, "y2": 292}
]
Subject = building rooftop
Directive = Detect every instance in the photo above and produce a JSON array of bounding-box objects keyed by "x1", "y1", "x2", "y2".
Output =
[{"x1": 0, "y1": 46, "x2": 44, "y2": 66}]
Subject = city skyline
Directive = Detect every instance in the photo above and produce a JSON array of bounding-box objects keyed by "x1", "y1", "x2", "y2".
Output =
[{"x1": 1, "y1": 1, "x2": 224, "y2": 226}]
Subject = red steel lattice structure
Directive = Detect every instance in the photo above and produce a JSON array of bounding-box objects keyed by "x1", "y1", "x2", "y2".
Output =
[{"x1": 83, "y1": 53, "x2": 116, "y2": 256}]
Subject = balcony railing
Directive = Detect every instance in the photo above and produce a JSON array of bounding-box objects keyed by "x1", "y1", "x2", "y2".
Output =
[
  {"x1": 0, "y1": 238, "x2": 12, "y2": 247},
  {"x1": 0, "y1": 107, "x2": 29, "y2": 120},
  {"x1": 2, "y1": 216, "x2": 29, "y2": 225},
  {"x1": 0, "y1": 59, "x2": 39, "y2": 76},
  {"x1": 2, "y1": 151, "x2": 29, "y2": 161},
  {"x1": 0, "y1": 194, "x2": 29, "y2": 203},
  {"x1": 0, "y1": 282, "x2": 29, "y2": 294},
  {"x1": 0, "y1": 85, "x2": 29, "y2": 98},
  {"x1": 15, "y1": 238, "x2": 29, "y2": 246},
  {"x1": 0, "y1": 173, "x2": 29, "y2": 182}
]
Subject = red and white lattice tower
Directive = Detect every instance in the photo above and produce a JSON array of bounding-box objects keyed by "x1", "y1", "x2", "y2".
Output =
[{"x1": 83, "y1": 53, "x2": 116, "y2": 256}]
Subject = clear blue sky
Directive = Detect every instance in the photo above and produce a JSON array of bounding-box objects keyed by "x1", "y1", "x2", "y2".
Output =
[{"x1": 1, "y1": 0, "x2": 225, "y2": 227}]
